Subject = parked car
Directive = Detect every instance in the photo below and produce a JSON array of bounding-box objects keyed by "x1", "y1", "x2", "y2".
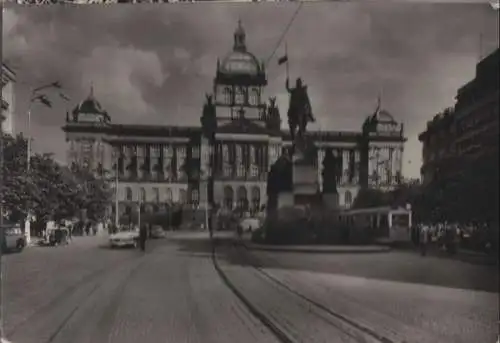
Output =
[
  {"x1": 150, "y1": 226, "x2": 166, "y2": 239},
  {"x1": 109, "y1": 226, "x2": 139, "y2": 248},
  {"x1": 1, "y1": 224, "x2": 26, "y2": 252},
  {"x1": 238, "y1": 217, "x2": 262, "y2": 233}
]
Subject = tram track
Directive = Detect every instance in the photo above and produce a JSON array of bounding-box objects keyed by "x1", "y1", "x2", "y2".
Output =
[
  {"x1": 50, "y1": 254, "x2": 148, "y2": 343},
  {"x1": 5, "y1": 250, "x2": 144, "y2": 341},
  {"x1": 212, "y1": 237, "x2": 397, "y2": 343}
]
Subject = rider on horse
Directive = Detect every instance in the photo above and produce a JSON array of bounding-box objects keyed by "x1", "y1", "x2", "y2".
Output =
[{"x1": 286, "y1": 77, "x2": 315, "y2": 143}]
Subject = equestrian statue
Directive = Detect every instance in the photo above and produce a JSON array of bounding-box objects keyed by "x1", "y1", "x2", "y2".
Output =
[{"x1": 286, "y1": 77, "x2": 315, "y2": 146}]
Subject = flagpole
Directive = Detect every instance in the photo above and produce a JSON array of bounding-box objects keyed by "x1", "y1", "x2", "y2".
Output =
[
  {"x1": 114, "y1": 155, "x2": 119, "y2": 227},
  {"x1": 285, "y1": 42, "x2": 289, "y2": 80}
]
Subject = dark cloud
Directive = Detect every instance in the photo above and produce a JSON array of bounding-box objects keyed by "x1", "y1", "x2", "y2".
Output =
[{"x1": 3, "y1": 2, "x2": 499, "y2": 178}]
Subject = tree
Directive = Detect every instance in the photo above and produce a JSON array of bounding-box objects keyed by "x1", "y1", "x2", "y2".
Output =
[
  {"x1": 1, "y1": 133, "x2": 31, "y2": 221},
  {"x1": 68, "y1": 163, "x2": 113, "y2": 222},
  {"x1": 1, "y1": 133, "x2": 112, "y2": 224}
]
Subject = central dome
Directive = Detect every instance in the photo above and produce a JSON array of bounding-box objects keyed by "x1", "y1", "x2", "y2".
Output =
[
  {"x1": 220, "y1": 51, "x2": 260, "y2": 75},
  {"x1": 218, "y1": 20, "x2": 262, "y2": 76}
]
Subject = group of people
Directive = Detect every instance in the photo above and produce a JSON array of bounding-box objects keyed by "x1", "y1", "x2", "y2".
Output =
[{"x1": 412, "y1": 222, "x2": 496, "y2": 256}]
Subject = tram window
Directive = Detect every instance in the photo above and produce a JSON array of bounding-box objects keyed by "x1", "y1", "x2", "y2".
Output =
[
  {"x1": 392, "y1": 214, "x2": 410, "y2": 227},
  {"x1": 380, "y1": 215, "x2": 388, "y2": 227}
]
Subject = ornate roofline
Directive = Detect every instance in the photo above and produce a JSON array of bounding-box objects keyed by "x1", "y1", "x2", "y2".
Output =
[{"x1": 63, "y1": 123, "x2": 406, "y2": 143}]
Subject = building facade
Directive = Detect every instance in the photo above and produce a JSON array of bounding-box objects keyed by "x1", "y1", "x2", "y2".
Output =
[
  {"x1": 62, "y1": 22, "x2": 406, "y2": 220},
  {"x1": 419, "y1": 48, "x2": 499, "y2": 185},
  {"x1": 1, "y1": 63, "x2": 17, "y2": 135}
]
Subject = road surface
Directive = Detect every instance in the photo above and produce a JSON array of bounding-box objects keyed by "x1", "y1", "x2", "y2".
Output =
[
  {"x1": 215, "y1": 236, "x2": 499, "y2": 343},
  {"x1": 2, "y1": 235, "x2": 279, "y2": 343},
  {"x1": 3, "y1": 233, "x2": 498, "y2": 343}
]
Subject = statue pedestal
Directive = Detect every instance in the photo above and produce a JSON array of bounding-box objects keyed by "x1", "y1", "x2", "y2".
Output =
[
  {"x1": 277, "y1": 192, "x2": 294, "y2": 209},
  {"x1": 322, "y1": 192, "x2": 339, "y2": 210},
  {"x1": 291, "y1": 147, "x2": 320, "y2": 210}
]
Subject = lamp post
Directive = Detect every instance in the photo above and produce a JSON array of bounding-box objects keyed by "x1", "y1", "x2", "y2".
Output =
[
  {"x1": 115, "y1": 160, "x2": 119, "y2": 227},
  {"x1": 25, "y1": 81, "x2": 67, "y2": 245},
  {"x1": 138, "y1": 192, "x2": 142, "y2": 230},
  {"x1": 0, "y1": 105, "x2": 5, "y2": 340},
  {"x1": 200, "y1": 95, "x2": 217, "y2": 238}
]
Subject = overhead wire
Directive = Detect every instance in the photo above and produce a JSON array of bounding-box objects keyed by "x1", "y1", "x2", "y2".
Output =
[{"x1": 264, "y1": 1, "x2": 304, "y2": 67}]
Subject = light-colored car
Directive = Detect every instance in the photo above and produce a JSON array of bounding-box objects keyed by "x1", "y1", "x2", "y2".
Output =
[
  {"x1": 238, "y1": 217, "x2": 262, "y2": 233},
  {"x1": 151, "y1": 226, "x2": 166, "y2": 239},
  {"x1": 109, "y1": 227, "x2": 139, "y2": 248},
  {"x1": 1, "y1": 224, "x2": 26, "y2": 252}
]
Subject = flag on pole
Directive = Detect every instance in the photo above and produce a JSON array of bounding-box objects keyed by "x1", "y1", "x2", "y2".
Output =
[{"x1": 278, "y1": 55, "x2": 288, "y2": 65}]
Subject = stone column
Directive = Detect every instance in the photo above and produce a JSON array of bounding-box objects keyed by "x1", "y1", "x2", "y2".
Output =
[
  {"x1": 354, "y1": 149, "x2": 360, "y2": 185},
  {"x1": 137, "y1": 145, "x2": 145, "y2": 180},
  {"x1": 176, "y1": 145, "x2": 186, "y2": 181},
  {"x1": 342, "y1": 149, "x2": 349, "y2": 185},
  {"x1": 317, "y1": 148, "x2": 325, "y2": 192},
  {"x1": 389, "y1": 147, "x2": 395, "y2": 185},
  {"x1": 163, "y1": 145, "x2": 173, "y2": 181},
  {"x1": 368, "y1": 146, "x2": 374, "y2": 186},
  {"x1": 235, "y1": 144, "x2": 243, "y2": 178},
  {"x1": 150, "y1": 144, "x2": 159, "y2": 180},
  {"x1": 398, "y1": 146, "x2": 404, "y2": 182}
]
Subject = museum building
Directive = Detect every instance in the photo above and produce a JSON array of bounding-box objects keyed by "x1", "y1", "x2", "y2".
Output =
[{"x1": 62, "y1": 21, "x2": 406, "y2": 218}]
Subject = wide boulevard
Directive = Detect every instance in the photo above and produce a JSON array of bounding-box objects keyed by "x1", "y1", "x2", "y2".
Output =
[{"x1": 2, "y1": 232, "x2": 498, "y2": 343}]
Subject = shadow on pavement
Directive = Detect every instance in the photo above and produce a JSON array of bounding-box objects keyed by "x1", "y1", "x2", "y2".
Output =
[
  {"x1": 166, "y1": 233, "x2": 499, "y2": 293},
  {"x1": 167, "y1": 234, "x2": 252, "y2": 267}
]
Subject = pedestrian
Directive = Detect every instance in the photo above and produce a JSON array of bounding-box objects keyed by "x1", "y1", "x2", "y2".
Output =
[
  {"x1": 419, "y1": 224, "x2": 429, "y2": 256},
  {"x1": 139, "y1": 224, "x2": 147, "y2": 252},
  {"x1": 67, "y1": 223, "x2": 73, "y2": 242}
]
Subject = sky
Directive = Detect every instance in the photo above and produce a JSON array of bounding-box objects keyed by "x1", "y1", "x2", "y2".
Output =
[{"x1": 3, "y1": 2, "x2": 499, "y2": 178}]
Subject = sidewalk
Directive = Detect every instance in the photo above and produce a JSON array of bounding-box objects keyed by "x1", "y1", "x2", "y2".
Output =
[
  {"x1": 395, "y1": 244, "x2": 498, "y2": 266},
  {"x1": 239, "y1": 233, "x2": 391, "y2": 254}
]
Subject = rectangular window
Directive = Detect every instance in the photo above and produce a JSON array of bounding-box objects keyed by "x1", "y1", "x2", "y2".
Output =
[
  {"x1": 192, "y1": 146, "x2": 200, "y2": 159},
  {"x1": 250, "y1": 165, "x2": 259, "y2": 177}
]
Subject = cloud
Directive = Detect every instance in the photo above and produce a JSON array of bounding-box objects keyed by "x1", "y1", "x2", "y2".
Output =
[
  {"x1": 79, "y1": 45, "x2": 166, "y2": 119},
  {"x1": 3, "y1": 3, "x2": 499, "y2": 179}
]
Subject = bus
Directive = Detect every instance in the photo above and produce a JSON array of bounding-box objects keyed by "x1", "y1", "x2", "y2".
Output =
[{"x1": 339, "y1": 206, "x2": 413, "y2": 244}]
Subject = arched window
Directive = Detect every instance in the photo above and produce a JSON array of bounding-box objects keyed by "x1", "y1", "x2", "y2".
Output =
[
  {"x1": 166, "y1": 188, "x2": 173, "y2": 203},
  {"x1": 344, "y1": 191, "x2": 353, "y2": 206},
  {"x1": 249, "y1": 87, "x2": 259, "y2": 106},
  {"x1": 140, "y1": 187, "x2": 146, "y2": 203},
  {"x1": 224, "y1": 186, "x2": 234, "y2": 210},
  {"x1": 223, "y1": 86, "x2": 232, "y2": 105},
  {"x1": 251, "y1": 186, "x2": 260, "y2": 213},
  {"x1": 125, "y1": 187, "x2": 133, "y2": 201},
  {"x1": 237, "y1": 186, "x2": 248, "y2": 211},
  {"x1": 235, "y1": 86, "x2": 245, "y2": 105},
  {"x1": 191, "y1": 189, "x2": 199, "y2": 204},
  {"x1": 179, "y1": 189, "x2": 187, "y2": 204},
  {"x1": 153, "y1": 187, "x2": 160, "y2": 203}
]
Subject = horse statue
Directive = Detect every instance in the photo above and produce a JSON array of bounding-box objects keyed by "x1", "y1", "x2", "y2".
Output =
[{"x1": 286, "y1": 77, "x2": 315, "y2": 145}]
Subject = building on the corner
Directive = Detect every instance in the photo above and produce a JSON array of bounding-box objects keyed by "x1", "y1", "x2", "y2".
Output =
[
  {"x1": 62, "y1": 22, "x2": 406, "y2": 222},
  {"x1": 1, "y1": 63, "x2": 17, "y2": 135},
  {"x1": 418, "y1": 48, "x2": 499, "y2": 186},
  {"x1": 417, "y1": 107, "x2": 456, "y2": 186}
]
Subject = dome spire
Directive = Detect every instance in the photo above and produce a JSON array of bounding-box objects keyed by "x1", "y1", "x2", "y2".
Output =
[
  {"x1": 89, "y1": 81, "x2": 95, "y2": 99},
  {"x1": 373, "y1": 90, "x2": 382, "y2": 119},
  {"x1": 233, "y1": 19, "x2": 246, "y2": 52}
]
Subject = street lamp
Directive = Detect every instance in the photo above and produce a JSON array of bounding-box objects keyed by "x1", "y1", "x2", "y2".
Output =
[{"x1": 25, "y1": 81, "x2": 69, "y2": 245}]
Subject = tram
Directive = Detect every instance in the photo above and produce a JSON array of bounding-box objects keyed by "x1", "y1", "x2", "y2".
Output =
[{"x1": 339, "y1": 206, "x2": 413, "y2": 244}]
